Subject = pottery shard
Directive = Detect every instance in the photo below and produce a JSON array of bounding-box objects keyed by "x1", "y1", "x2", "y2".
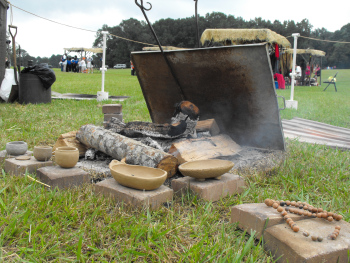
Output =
[
  {"x1": 53, "y1": 131, "x2": 88, "y2": 157},
  {"x1": 76, "y1": 124, "x2": 178, "y2": 177}
]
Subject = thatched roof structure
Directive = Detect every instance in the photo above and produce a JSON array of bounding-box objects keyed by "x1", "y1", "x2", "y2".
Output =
[
  {"x1": 200, "y1": 28, "x2": 291, "y2": 48},
  {"x1": 284, "y1": 48, "x2": 326, "y2": 56},
  {"x1": 142, "y1": 46, "x2": 187, "y2": 51},
  {"x1": 64, "y1": 47, "x2": 103, "y2": 53}
]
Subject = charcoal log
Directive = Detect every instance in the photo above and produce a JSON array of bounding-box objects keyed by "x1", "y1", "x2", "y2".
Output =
[{"x1": 76, "y1": 124, "x2": 178, "y2": 177}]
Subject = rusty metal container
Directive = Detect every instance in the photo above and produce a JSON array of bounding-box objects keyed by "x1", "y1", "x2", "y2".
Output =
[{"x1": 131, "y1": 43, "x2": 285, "y2": 151}]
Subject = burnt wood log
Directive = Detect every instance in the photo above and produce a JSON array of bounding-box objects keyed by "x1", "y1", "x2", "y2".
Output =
[
  {"x1": 195, "y1": 119, "x2": 220, "y2": 136},
  {"x1": 168, "y1": 134, "x2": 241, "y2": 164},
  {"x1": 76, "y1": 124, "x2": 178, "y2": 177}
]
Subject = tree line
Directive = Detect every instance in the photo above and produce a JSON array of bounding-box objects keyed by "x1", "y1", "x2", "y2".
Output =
[
  {"x1": 92, "y1": 12, "x2": 350, "y2": 69},
  {"x1": 9, "y1": 12, "x2": 350, "y2": 69}
]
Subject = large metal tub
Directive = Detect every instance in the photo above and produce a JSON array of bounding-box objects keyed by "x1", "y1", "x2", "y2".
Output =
[{"x1": 131, "y1": 43, "x2": 285, "y2": 150}]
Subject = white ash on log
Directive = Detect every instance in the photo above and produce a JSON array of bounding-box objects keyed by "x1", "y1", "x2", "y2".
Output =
[{"x1": 76, "y1": 124, "x2": 178, "y2": 177}]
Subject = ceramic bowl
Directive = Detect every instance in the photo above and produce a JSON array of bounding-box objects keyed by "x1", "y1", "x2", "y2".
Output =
[
  {"x1": 109, "y1": 160, "x2": 167, "y2": 190},
  {"x1": 179, "y1": 159, "x2": 234, "y2": 179},
  {"x1": 34, "y1": 146, "x2": 52, "y2": 161},
  {"x1": 6, "y1": 141, "x2": 28, "y2": 156},
  {"x1": 55, "y1": 146, "x2": 79, "y2": 168}
]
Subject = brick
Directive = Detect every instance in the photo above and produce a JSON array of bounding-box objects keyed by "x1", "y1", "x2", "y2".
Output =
[
  {"x1": 36, "y1": 166, "x2": 91, "y2": 189},
  {"x1": 231, "y1": 203, "x2": 309, "y2": 238},
  {"x1": 264, "y1": 218, "x2": 350, "y2": 263},
  {"x1": 4, "y1": 156, "x2": 53, "y2": 176},
  {"x1": 94, "y1": 178, "x2": 173, "y2": 209},
  {"x1": 102, "y1": 104, "x2": 122, "y2": 114},
  {"x1": 172, "y1": 173, "x2": 245, "y2": 202},
  {"x1": 0, "y1": 150, "x2": 33, "y2": 168},
  {"x1": 104, "y1": 113, "x2": 123, "y2": 122}
]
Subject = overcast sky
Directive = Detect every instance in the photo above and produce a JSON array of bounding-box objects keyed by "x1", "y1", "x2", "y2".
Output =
[{"x1": 6, "y1": 0, "x2": 350, "y2": 58}]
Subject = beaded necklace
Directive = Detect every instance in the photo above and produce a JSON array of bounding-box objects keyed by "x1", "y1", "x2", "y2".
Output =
[{"x1": 264, "y1": 199, "x2": 342, "y2": 242}]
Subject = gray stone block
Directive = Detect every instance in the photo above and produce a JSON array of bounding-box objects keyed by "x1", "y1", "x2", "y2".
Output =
[
  {"x1": 102, "y1": 104, "x2": 122, "y2": 114},
  {"x1": 37, "y1": 166, "x2": 91, "y2": 189},
  {"x1": 171, "y1": 173, "x2": 245, "y2": 202},
  {"x1": 94, "y1": 178, "x2": 173, "y2": 209},
  {"x1": 4, "y1": 156, "x2": 53, "y2": 176}
]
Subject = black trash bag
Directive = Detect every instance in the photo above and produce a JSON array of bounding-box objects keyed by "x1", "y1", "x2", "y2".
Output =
[{"x1": 21, "y1": 63, "x2": 56, "y2": 89}]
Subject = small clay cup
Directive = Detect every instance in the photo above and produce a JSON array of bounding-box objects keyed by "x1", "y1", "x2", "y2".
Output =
[
  {"x1": 33, "y1": 146, "x2": 52, "y2": 161},
  {"x1": 6, "y1": 141, "x2": 28, "y2": 156},
  {"x1": 55, "y1": 146, "x2": 79, "y2": 168}
]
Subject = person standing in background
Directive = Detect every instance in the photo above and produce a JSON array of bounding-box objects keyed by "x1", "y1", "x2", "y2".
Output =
[
  {"x1": 130, "y1": 60, "x2": 135, "y2": 76},
  {"x1": 86, "y1": 57, "x2": 92, "y2": 73},
  {"x1": 61, "y1": 53, "x2": 67, "y2": 72},
  {"x1": 81, "y1": 58, "x2": 86, "y2": 73}
]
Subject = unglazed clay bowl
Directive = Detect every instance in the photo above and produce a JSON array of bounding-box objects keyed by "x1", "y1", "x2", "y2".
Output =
[
  {"x1": 34, "y1": 146, "x2": 52, "y2": 161},
  {"x1": 55, "y1": 146, "x2": 79, "y2": 168},
  {"x1": 6, "y1": 141, "x2": 28, "y2": 156},
  {"x1": 109, "y1": 160, "x2": 167, "y2": 190},
  {"x1": 179, "y1": 159, "x2": 234, "y2": 179}
]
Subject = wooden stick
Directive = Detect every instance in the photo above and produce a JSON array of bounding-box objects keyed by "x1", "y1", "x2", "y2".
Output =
[{"x1": 26, "y1": 175, "x2": 51, "y2": 188}]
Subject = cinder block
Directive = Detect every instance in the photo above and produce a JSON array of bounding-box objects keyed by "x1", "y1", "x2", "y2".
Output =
[
  {"x1": 264, "y1": 218, "x2": 350, "y2": 263},
  {"x1": 36, "y1": 166, "x2": 91, "y2": 189},
  {"x1": 171, "y1": 173, "x2": 245, "y2": 202},
  {"x1": 94, "y1": 178, "x2": 173, "y2": 209},
  {"x1": 231, "y1": 203, "x2": 309, "y2": 238},
  {"x1": 104, "y1": 113, "x2": 123, "y2": 122},
  {"x1": 4, "y1": 156, "x2": 53, "y2": 176},
  {"x1": 0, "y1": 150, "x2": 33, "y2": 168},
  {"x1": 102, "y1": 104, "x2": 122, "y2": 114}
]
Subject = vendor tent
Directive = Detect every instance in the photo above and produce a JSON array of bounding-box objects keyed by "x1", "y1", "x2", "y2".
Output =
[
  {"x1": 281, "y1": 48, "x2": 326, "y2": 84},
  {"x1": 200, "y1": 28, "x2": 291, "y2": 76},
  {"x1": 200, "y1": 28, "x2": 291, "y2": 48}
]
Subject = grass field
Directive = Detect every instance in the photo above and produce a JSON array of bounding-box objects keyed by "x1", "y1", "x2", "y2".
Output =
[{"x1": 0, "y1": 68, "x2": 349, "y2": 262}]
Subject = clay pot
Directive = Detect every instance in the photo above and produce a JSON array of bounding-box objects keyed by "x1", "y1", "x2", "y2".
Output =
[
  {"x1": 55, "y1": 147, "x2": 79, "y2": 168},
  {"x1": 179, "y1": 159, "x2": 234, "y2": 180},
  {"x1": 109, "y1": 159, "x2": 167, "y2": 190},
  {"x1": 6, "y1": 141, "x2": 28, "y2": 156},
  {"x1": 33, "y1": 146, "x2": 52, "y2": 161}
]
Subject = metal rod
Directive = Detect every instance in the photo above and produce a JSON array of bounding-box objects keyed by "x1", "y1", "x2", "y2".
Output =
[
  {"x1": 194, "y1": 0, "x2": 200, "y2": 48},
  {"x1": 290, "y1": 33, "x2": 300, "y2": 101},
  {"x1": 135, "y1": 0, "x2": 186, "y2": 101}
]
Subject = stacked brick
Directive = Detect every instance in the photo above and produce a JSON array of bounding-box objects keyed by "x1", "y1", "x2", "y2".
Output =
[{"x1": 102, "y1": 104, "x2": 123, "y2": 128}]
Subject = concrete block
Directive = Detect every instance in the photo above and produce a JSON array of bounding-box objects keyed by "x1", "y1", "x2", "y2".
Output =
[
  {"x1": 102, "y1": 104, "x2": 122, "y2": 114},
  {"x1": 264, "y1": 218, "x2": 350, "y2": 263},
  {"x1": 4, "y1": 156, "x2": 53, "y2": 176},
  {"x1": 94, "y1": 178, "x2": 173, "y2": 209},
  {"x1": 36, "y1": 166, "x2": 91, "y2": 189},
  {"x1": 104, "y1": 113, "x2": 123, "y2": 122},
  {"x1": 172, "y1": 173, "x2": 245, "y2": 202},
  {"x1": 0, "y1": 150, "x2": 33, "y2": 168},
  {"x1": 231, "y1": 203, "x2": 309, "y2": 238}
]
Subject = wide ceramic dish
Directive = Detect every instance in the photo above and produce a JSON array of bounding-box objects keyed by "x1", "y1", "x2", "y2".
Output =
[
  {"x1": 55, "y1": 146, "x2": 79, "y2": 168},
  {"x1": 179, "y1": 159, "x2": 234, "y2": 179},
  {"x1": 6, "y1": 141, "x2": 28, "y2": 156},
  {"x1": 109, "y1": 160, "x2": 167, "y2": 191}
]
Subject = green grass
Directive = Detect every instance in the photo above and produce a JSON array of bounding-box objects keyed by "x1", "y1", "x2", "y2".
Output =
[{"x1": 0, "y1": 68, "x2": 349, "y2": 262}]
